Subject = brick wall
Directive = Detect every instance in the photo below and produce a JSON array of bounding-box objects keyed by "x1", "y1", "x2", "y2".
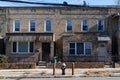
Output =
[{"x1": 47, "y1": 62, "x2": 104, "y2": 68}]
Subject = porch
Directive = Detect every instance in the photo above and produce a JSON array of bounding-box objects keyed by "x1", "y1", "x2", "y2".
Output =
[{"x1": 6, "y1": 33, "x2": 55, "y2": 63}]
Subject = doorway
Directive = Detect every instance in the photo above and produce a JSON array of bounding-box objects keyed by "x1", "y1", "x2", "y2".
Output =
[
  {"x1": 42, "y1": 43, "x2": 50, "y2": 61},
  {"x1": 98, "y1": 44, "x2": 107, "y2": 62}
]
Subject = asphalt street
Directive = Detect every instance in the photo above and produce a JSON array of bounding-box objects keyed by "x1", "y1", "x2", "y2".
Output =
[{"x1": 1, "y1": 77, "x2": 120, "y2": 80}]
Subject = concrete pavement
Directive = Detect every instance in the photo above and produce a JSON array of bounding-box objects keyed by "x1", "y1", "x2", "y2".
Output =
[
  {"x1": 0, "y1": 68, "x2": 120, "y2": 78},
  {"x1": 1, "y1": 77, "x2": 120, "y2": 80}
]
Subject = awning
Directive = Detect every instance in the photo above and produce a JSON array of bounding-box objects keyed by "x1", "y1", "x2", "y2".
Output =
[
  {"x1": 97, "y1": 37, "x2": 110, "y2": 41},
  {"x1": 39, "y1": 35, "x2": 53, "y2": 41},
  {"x1": 9, "y1": 36, "x2": 36, "y2": 42}
]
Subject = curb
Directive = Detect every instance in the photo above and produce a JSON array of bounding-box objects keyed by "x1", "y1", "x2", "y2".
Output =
[{"x1": 0, "y1": 75, "x2": 80, "y2": 79}]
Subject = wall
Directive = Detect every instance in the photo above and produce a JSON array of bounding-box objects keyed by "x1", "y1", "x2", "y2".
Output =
[{"x1": 47, "y1": 62, "x2": 104, "y2": 68}]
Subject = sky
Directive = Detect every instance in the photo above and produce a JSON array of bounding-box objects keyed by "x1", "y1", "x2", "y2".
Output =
[{"x1": 0, "y1": 0, "x2": 116, "y2": 6}]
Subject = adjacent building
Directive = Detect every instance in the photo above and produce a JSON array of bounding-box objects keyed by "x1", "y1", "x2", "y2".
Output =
[{"x1": 0, "y1": 7, "x2": 6, "y2": 54}]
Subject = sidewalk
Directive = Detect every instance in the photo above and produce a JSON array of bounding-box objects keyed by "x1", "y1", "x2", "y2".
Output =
[{"x1": 0, "y1": 68, "x2": 120, "y2": 78}]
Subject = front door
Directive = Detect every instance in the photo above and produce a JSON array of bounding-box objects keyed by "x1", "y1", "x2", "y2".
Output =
[
  {"x1": 98, "y1": 44, "x2": 107, "y2": 62},
  {"x1": 42, "y1": 43, "x2": 50, "y2": 61}
]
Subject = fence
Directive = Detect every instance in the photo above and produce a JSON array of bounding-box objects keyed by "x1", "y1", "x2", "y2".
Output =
[
  {"x1": 112, "y1": 56, "x2": 120, "y2": 62},
  {"x1": 8, "y1": 57, "x2": 36, "y2": 63},
  {"x1": 63, "y1": 56, "x2": 105, "y2": 62}
]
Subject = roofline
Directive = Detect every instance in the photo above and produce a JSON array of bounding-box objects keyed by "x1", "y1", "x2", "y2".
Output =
[{"x1": 0, "y1": 5, "x2": 120, "y2": 9}]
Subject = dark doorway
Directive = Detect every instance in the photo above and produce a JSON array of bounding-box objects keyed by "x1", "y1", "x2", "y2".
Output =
[{"x1": 42, "y1": 43, "x2": 50, "y2": 61}]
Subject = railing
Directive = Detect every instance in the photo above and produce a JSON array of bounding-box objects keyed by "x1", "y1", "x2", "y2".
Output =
[
  {"x1": 63, "y1": 56, "x2": 105, "y2": 62},
  {"x1": 112, "y1": 56, "x2": 120, "y2": 62}
]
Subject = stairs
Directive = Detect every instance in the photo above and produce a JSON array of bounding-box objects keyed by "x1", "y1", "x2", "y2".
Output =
[
  {"x1": 36, "y1": 61, "x2": 47, "y2": 68},
  {"x1": 104, "y1": 62, "x2": 114, "y2": 68}
]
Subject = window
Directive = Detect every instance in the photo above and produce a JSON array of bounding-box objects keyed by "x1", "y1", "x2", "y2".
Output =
[
  {"x1": 82, "y1": 19, "x2": 89, "y2": 32},
  {"x1": 97, "y1": 19, "x2": 104, "y2": 31},
  {"x1": 45, "y1": 20, "x2": 52, "y2": 32},
  {"x1": 12, "y1": 42, "x2": 34, "y2": 53},
  {"x1": 84, "y1": 42, "x2": 92, "y2": 55},
  {"x1": 30, "y1": 42, "x2": 34, "y2": 52},
  {"x1": 13, "y1": 42, "x2": 17, "y2": 52},
  {"x1": 66, "y1": 19, "x2": 73, "y2": 32},
  {"x1": 30, "y1": 8, "x2": 36, "y2": 12},
  {"x1": 69, "y1": 43, "x2": 75, "y2": 55},
  {"x1": 69, "y1": 42, "x2": 92, "y2": 55},
  {"x1": 77, "y1": 43, "x2": 84, "y2": 55},
  {"x1": 30, "y1": 19, "x2": 36, "y2": 31},
  {"x1": 18, "y1": 42, "x2": 28, "y2": 52},
  {"x1": 14, "y1": 19, "x2": 20, "y2": 32}
]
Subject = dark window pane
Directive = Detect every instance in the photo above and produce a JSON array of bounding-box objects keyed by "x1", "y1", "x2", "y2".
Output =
[
  {"x1": 98, "y1": 26, "x2": 103, "y2": 31},
  {"x1": 30, "y1": 20, "x2": 36, "y2": 31},
  {"x1": 83, "y1": 26, "x2": 88, "y2": 31},
  {"x1": 15, "y1": 28, "x2": 20, "y2": 31},
  {"x1": 46, "y1": 20, "x2": 51, "y2": 32},
  {"x1": 30, "y1": 28, "x2": 35, "y2": 31},
  {"x1": 67, "y1": 26, "x2": 72, "y2": 31},
  {"x1": 98, "y1": 20, "x2": 104, "y2": 31},
  {"x1": 13, "y1": 42, "x2": 17, "y2": 52},
  {"x1": 77, "y1": 43, "x2": 84, "y2": 55},
  {"x1": 30, "y1": 42, "x2": 34, "y2": 52},
  {"x1": 15, "y1": 20, "x2": 20, "y2": 31},
  {"x1": 69, "y1": 49, "x2": 75, "y2": 55},
  {"x1": 83, "y1": 20, "x2": 88, "y2": 31},
  {"x1": 85, "y1": 49, "x2": 91, "y2": 55},
  {"x1": 70, "y1": 43, "x2": 75, "y2": 48},
  {"x1": 67, "y1": 20, "x2": 72, "y2": 32}
]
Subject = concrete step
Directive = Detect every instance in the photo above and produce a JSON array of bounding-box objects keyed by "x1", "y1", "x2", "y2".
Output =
[
  {"x1": 38, "y1": 61, "x2": 47, "y2": 66},
  {"x1": 104, "y1": 62, "x2": 113, "y2": 68},
  {"x1": 35, "y1": 66, "x2": 46, "y2": 69}
]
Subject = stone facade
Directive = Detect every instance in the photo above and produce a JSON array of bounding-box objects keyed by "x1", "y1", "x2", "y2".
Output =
[{"x1": 1, "y1": 5, "x2": 120, "y2": 63}]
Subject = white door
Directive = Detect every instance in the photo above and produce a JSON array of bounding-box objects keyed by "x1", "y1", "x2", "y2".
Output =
[{"x1": 98, "y1": 45, "x2": 107, "y2": 62}]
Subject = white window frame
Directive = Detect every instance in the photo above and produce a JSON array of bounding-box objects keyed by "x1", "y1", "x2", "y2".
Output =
[
  {"x1": 66, "y1": 19, "x2": 73, "y2": 32},
  {"x1": 29, "y1": 19, "x2": 36, "y2": 32},
  {"x1": 69, "y1": 42, "x2": 92, "y2": 56},
  {"x1": 69, "y1": 43, "x2": 76, "y2": 55},
  {"x1": 84, "y1": 42, "x2": 92, "y2": 55},
  {"x1": 81, "y1": 19, "x2": 89, "y2": 32},
  {"x1": 97, "y1": 19, "x2": 104, "y2": 32},
  {"x1": 44, "y1": 19, "x2": 52, "y2": 32},
  {"x1": 13, "y1": 19, "x2": 21, "y2": 32},
  {"x1": 12, "y1": 41, "x2": 34, "y2": 54}
]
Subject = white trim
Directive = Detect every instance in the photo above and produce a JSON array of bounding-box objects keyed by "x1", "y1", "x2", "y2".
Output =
[
  {"x1": 66, "y1": 19, "x2": 73, "y2": 32},
  {"x1": 84, "y1": 43, "x2": 85, "y2": 55},
  {"x1": 28, "y1": 42, "x2": 30, "y2": 52},
  {"x1": 97, "y1": 19, "x2": 104, "y2": 32},
  {"x1": 75, "y1": 43, "x2": 77, "y2": 55},
  {"x1": 13, "y1": 19, "x2": 21, "y2": 32},
  {"x1": 29, "y1": 19, "x2": 36, "y2": 32},
  {"x1": 17, "y1": 42, "x2": 18, "y2": 53},
  {"x1": 81, "y1": 19, "x2": 89, "y2": 32},
  {"x1": 44, "y1": 19, "x2": 52, "y2": 32}
]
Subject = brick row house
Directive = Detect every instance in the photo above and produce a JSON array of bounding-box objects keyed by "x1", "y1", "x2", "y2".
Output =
[{"x1": 0, "y1": 5, "x2": 120, "y2": 64}]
